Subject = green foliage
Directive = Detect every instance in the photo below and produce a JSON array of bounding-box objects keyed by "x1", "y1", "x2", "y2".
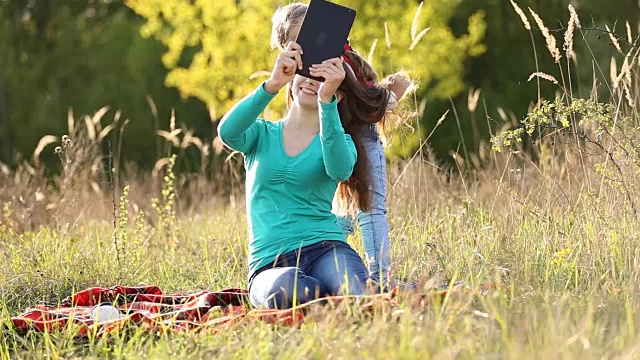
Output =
[
  {"x1": 341, "y1": 0, "x2": 486, "y2": 100},
  {"x1": 428, "y1": 0, "x2": 639, "y2": 165},
  {"x1": 1, "y1": 0, "x2": 639, "y2": 170},
  {"x1": 125, "y1": 0, "x2": 276, "y2": 116},
  {"x1": 152, "y1": 154, "x2": 178, "y2": 249},
  {"x1": 125, "y1": 0, "x2": 486, "y2": 156},
  {"x1": 116, "y1": 184, "x2": 131, "y2": 268},
  {"x1": 339, "y1": 0, "x2": 487, "y2": 160},
  {"x1": 0, "y1": 2, "x2": 209, "y2": 167},
  {"x1": 491, "y1": 98, "x2": 616, "y2": 151}
]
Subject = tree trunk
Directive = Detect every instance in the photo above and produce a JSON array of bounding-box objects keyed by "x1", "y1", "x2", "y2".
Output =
[{"x1": 0, "y1": 75, "x2": 10, "y2": 164}]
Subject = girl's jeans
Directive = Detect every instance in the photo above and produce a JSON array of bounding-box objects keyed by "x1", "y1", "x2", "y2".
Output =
[
  {"x1": 248, "y1": 240, "x2": 369, "y2": 309},
  {"x1": 337, "y1": 126, "x2": 391, "y2": 283}
]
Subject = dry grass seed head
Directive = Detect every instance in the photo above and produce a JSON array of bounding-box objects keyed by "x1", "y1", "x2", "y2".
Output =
[
  {"x1": 605, "y1": 24, "x2": 623, "y2": 54},
  {"x1": 528, "y1": 72, "x2": 559, "y2": 85},
  {"x1": 509, "y1": 0, "x2": 531, "y2": 31},
  {"x1": 613, "y1": 55, "x2": 631, "y2": 90},
  {"x1": 528, "y1": 7, "x2": 561, "y2": 63},
  {"x1": 564, "y1": 5, "x2": 581, "y2": 59}
]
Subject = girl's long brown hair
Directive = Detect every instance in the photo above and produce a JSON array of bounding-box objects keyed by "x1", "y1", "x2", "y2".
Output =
[{"x1": 334, "y1": 51, "x2": 389, "y2": 215}]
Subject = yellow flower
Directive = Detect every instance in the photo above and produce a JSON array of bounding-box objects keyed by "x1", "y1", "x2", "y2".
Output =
[{"x1": 552, "y1": 248, "x2": 571, "y2": 266}]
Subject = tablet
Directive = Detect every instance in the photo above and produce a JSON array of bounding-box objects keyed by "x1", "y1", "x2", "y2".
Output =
[{"x1": 294, "y1": 0, "x2": 357, "y2": 82}]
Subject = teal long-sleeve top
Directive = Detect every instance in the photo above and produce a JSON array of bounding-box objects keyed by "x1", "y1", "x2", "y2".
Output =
[{"x1": 217, "y1": 83, "x2": 357, "y2": 277}]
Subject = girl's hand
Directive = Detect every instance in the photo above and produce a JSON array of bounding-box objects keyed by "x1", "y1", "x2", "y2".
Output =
[
  {"x1": 309, "y1": 58, "x2": 345, "y2": 103},
  {"x1": 387, "y1": 73, "x2": 412, "y2": 100},
  {"x1": 264, "y1": 41, "x2": 303, "y2": 94}
]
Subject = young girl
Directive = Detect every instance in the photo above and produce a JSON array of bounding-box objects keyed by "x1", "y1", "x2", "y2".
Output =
[
  {"x1": 218, "y1": 40, "x2": 390, "y2": 309},
  {"x1": 271, "y1": 3, "x2": 413, "y2": 289}
]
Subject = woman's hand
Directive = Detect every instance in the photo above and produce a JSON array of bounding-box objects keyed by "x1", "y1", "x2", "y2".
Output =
[
  {"x1": 264, "y1": 41, "x2": 303, "y2": 94},
  {"x1": 309, "y1": 58, "x2": 345, "y2": 103}
]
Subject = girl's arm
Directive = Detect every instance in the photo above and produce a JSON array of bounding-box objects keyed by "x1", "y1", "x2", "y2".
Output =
[
  {"x1": 217, "y1": 83, "x2": 276, "y2": 154},
  {"x1": 319, "y1": 98, "x2": 357, "y2": 182},
  {"x1": 387, "y1": 90, "x2": 398, "y2": 110}
]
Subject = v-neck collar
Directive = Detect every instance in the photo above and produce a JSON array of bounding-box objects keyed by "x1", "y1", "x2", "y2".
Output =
[{"x1": 278, "y1": 121, "x2": 319, "y2": 159}]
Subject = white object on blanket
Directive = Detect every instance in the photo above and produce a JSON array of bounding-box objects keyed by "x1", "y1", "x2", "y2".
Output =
[{"x1": 90, "y1": 304, "x2": 124, "y2": 322}]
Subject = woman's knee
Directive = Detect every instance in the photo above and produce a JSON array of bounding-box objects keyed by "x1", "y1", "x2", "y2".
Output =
[
  {"x1": 251, "y1": 267, "x2": 324, "y2": 309},
  {"x1": 312, "y1": 245, "x2": 369, "y2": 296}
]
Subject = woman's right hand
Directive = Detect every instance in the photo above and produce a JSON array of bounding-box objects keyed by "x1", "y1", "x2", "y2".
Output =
[{"x1": 264, "y1": 41, "x2": 303, "y2": 94}]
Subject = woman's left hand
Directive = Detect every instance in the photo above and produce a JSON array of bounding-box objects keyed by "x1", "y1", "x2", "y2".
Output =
[{"x1": 309, "y1": 58, "x2": 345, "y2": 104}]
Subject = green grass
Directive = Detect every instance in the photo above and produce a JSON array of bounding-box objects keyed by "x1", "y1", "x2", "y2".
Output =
[
  {"x1": 2, "y1": 6, "x2": 639, "y2": 353},
  {"x1": 3, "y1": 165, "x2": 640, "y2": 359}
]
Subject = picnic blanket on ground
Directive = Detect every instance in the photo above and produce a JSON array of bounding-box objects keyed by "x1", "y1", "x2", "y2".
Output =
[{"x1": 5, "y1": 284, "x2": 488, "y2": 338}]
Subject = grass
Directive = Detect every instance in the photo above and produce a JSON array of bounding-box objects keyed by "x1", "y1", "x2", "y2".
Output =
[
  {"x1": 2, "y1": 154, "x2": 640, "y2": 359},
  {"x1": 2, "y1": 3, "x2": 640, "y2": 359}
]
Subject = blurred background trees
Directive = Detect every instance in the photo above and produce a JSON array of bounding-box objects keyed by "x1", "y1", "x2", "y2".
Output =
[{"x1": 1, "y1": 0, "x2": 638, "y2": 171}]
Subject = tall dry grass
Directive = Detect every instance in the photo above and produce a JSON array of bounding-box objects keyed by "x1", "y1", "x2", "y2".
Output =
[{"x1": 1, "y1": 3, "x2": 640, "y2": 358}]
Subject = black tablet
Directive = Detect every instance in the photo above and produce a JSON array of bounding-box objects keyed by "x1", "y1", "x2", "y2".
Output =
[{"x1": 294, "y1": 0, "x2": 357, "y2": 82}]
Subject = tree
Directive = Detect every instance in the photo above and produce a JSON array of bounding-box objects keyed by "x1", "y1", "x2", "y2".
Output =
[
  {"x1": 335, "y1": 0, "x2": 487, "y2": 160},
  {"x1": 125, "y1": 0, "x2": 277, "y2": 117},
  {"x1": 421, "y1": 0, "x2": 640, "y2": 166},
  {"x1": 0, "y1": 1, "x2": 209, "y2": 168},
  {"x1": 125, "y1": 0, "x2": 486, "y2": 159}
]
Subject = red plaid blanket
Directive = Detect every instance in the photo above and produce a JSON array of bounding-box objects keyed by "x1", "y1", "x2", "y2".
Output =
[{"x1": 5, "y1": 284, "x2": 483, "y2": 338}]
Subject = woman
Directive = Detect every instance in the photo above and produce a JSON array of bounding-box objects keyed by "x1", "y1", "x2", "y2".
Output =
[
  {"x1": 271, "y1": 3, "x2": 414, "y2": 289},
  {"x1": 218, "y1": 41, "x2": 387, "y2": 309}
]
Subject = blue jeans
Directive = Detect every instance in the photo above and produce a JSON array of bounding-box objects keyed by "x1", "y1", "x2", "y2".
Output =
[
  {"x1": 248, "y1": 241, "x2": 369, "y2": 309},
  {"x1": 337, "y1": 126, "x2": 391, "y2": 283}
]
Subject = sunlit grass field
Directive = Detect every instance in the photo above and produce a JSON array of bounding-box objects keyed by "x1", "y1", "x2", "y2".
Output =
[
  {"x1": 3, "y1": 2, "x2": 640, "y2": 358},
  {"x1": 3, "y1": 151, "x2": 640, "y2": 359}
]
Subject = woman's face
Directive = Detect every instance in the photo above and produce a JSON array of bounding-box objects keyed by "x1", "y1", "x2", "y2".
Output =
[{"x1": 290, "y1": 74, "x2": 320, "y2": 109}]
